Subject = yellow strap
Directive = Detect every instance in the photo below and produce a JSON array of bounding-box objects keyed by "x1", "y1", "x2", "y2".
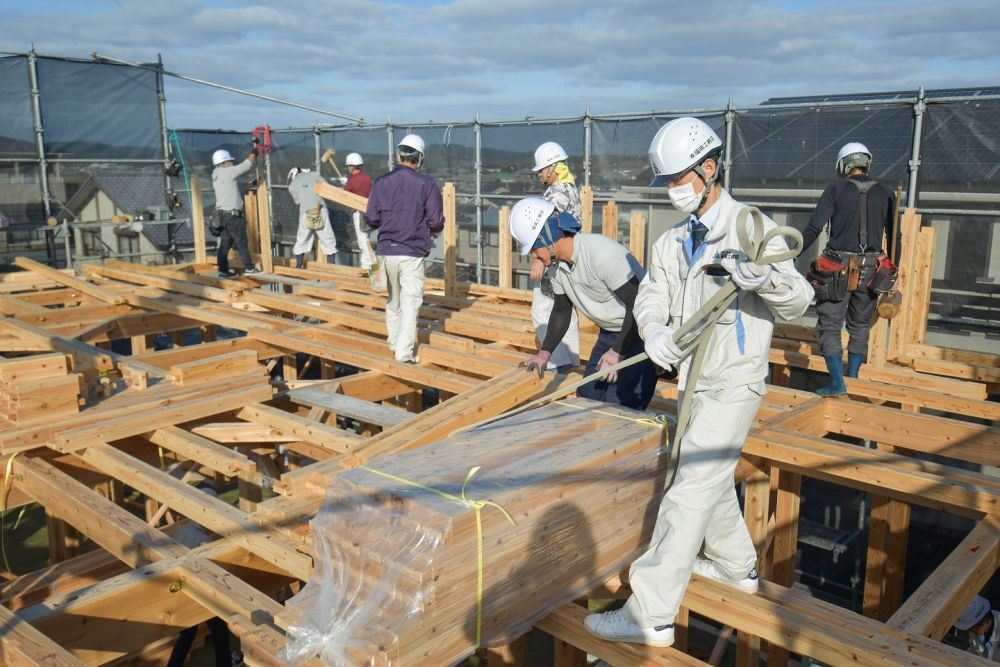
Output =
[
  {"x1": 553, "y1": 401, "x2": 671, "y2": 430},
  {"x1": 360, "y1": 465, "x2": 515, "y2": 647},
  {"x1": 2, "y1": 452, "x2": 22, "y2": 577}
]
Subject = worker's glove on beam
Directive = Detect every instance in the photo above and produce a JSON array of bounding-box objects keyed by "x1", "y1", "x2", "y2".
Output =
[
  {"x1": 643, "y1": 323, "x2": 683, "y2": 369},
  {"x1": 521, "y1": 350, "x2": 551, "y2": 377},
  {"x1": 597, "y1": 349, "x2": 622, "y2": 383},
  {"x1": 731, "y1": 261, "x2": 772, "y2": 292}
]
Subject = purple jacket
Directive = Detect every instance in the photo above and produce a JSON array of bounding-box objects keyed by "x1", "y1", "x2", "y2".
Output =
[{"x1": 364, "y1": 164, "x2": 444, "y2": 257}]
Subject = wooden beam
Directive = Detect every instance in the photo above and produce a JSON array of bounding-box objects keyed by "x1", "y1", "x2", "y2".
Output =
[
  {"x1": 191, "y1": 175, "x2": 208, "y2": 265},
  {"x1": 14, "y1": 455, "x2": 187, "y2": 568},
  {"x1": 535, "y1": 602, "x2": 706, "y2": 666},
  {"x1": 79, "y1": 445, "x2": 312, "y2": 581},
  {"x1": 314, "y1": 180, "x2": 367, "y2": 213},
  {"x1": 147, "y1": 426, "x2": 255, "y2": 476},
  {"x1": 601, "y1": 199, "x2": 618, "y2": 240},
  {"x1": 237, "y1": 403, "x2": 364, "y2": 455},
  {"x1": 499, "y1": 205, "x2": 512, "y2": 289},
  {"x1": 906, "y1": 227, "x2": 935, "y2": 346},
  {"x1": 579, "y1": 185, "x2": 593, "y2": 234},
  {"x1": 629, "y1": 210, "x2": 646, "y2": 266},
  {"x1": 443, "y1": 181, "x2": 457, "y2": 297},
  {"x1": 258, "y1": 182, "x2": 274, "y2": 274},
  {"x1": 766, "y1": 468, "x2": 801, "y2": 667},
  {"x1": 747, "y1": 429, "x2": 1000, "y2": 518},
  {"x1": 14, "y1": 256, "x2": 125, "y2": 305},
  {"x1": 0, "y1": 603, "x2": 87, "y2": 666},
  {"x1": 53, "y1": 380, "x2": 273, "y2": 452},
  {"x1": 888, "y1": 514, "x2": 1000, "y2": 639},
  {"x1": 169, "y1": 349, "x2": 260, "y2": 386},
  {"x1": 0, "y1": 319, "x2": 114, "y2": 372}
]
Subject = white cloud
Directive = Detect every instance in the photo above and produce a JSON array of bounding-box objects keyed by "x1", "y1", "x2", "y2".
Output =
[{"x1": 6, "y1": 0, "x2": 999, "y2": 129}]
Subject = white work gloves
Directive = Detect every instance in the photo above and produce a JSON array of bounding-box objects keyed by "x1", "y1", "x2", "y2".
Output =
[
  {"x1": 597, "y1": 349, "x2": 622, "y2": 383},
  {"x1": 643, "y1": 322, "x2": 683, "y2": 370},
  {"x1": 732, "y1": 261, "x2": 772, "y2": 292},
  {"x1": 339, "y1": 176, "x2": 348, "y2": 186}
]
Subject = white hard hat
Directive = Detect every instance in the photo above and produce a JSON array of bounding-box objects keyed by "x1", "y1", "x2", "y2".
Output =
[
  {"x1": 532, "y1": 142, "x2": 569, "y2": 172},
  {"x1": 212, "y1": 149, "x2": 234, "y2": 166},
  {"x1": 345, "y1": 152, "x2": 364, "y2": 166},
  {"x1": 647, "y1": 117, "x2": 723, "y2": 187},
  {"x1": 836, "y1": 142, "x2": 872, "y2": 175},
  {"x1": 955, "y1": 595, "x2": 991, "y2": 631},
  {"x1": 398, "y1": 134, "x2": 426, "y2": 155},
  {"x1": 510, "y1": 197, "x2": 556, "y2": 255}
]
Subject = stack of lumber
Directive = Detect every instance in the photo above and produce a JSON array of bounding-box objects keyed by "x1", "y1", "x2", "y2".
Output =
[
  {"x1": 281, "y1": 398, "x2": 668, "y2": 665},
  {"x1": 0, "y1": 352, "x2": 80, "y2": 425}
]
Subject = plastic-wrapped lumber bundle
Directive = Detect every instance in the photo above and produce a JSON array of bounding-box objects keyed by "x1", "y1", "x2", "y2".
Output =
[{"x1": 281, "y1": 397, "x2": 670, "y2": 666}]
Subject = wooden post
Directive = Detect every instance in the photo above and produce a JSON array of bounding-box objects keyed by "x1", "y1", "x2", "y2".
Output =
[
  {"x1": 315, "y1": 244, "x2": 327, "y2": 264},
  {"x1": 257, "y1": 182, "x2": 273, "y2": 273},
  {"x1": 443, "y1": 182, "x2": 457, "y2": 297},
  {"x1": 245, "y1": 190, "x2": 259, "y2": 267},
  {"x1": 907, "y1": 228, "x2": 936, "y2": 346},
  {"x1": 485, "y1": 635, "x2": 526, "y2": 667},
  {"x1": 498, "y1": 206, "x2": 512, "y2": 289},
  {"x1": 628, "y1": 210, "x2": 646, "y2": 265},
  {"x1": 765, "y1": 469, "x2": 801, "y2": 667},
  {"x1": 190, "y1": 175, "x2": 207, "y2": 265},
  {"x1": 580, "y1": 185, "x2": 594, "y2": 233},
  {"x1": 864, "y1": 442, "x2": 912, "y2": 621},
  {"x1": 601, "y1": 200, "x2": 618, "y2": 240},
  {"x1": 130, "y1": 334, "x2": 149, "y2": 355},
  {"x1": 737, "y1": 467, "x2": 770, "y2": 667},
  {"x1": 887, "y1": 209, "x2": 920, "y2": 362},
  {"x1": 553, "y1": 637, "x2": 586, "y2": 667},
  {"x1": 283, "y1": 354, "x2": 299, "y2": 382}
]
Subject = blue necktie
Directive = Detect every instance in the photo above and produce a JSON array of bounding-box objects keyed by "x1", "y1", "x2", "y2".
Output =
[{"x1": 690, "y1": 220, "x2": 708, "y2": 251}]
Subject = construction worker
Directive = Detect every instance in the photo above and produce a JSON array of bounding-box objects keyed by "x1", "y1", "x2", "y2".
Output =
[
  {"x1": 511, "y1": 197, "x2": 657, "y2": 410},
  {"x1": 211, "y1": 145, "x2": 260, "y2": 277},
  {"x1": 955, "y1": 595, "x2": 1000, "y2": 661},
  {"x1": 801, "y1": 142, "x2": 898, "y2": 395},
  {"x1": 343, "y1": 152, "x2": 376, "y2": 270},
  {"x1": 584, "y1": 117, "x2": 812, "y2": 648},
  {"x1": 530, "y1": 142, "x2": 581, "y2": 372},
  {"x1": 365, "y1": 134, "x2": 444, "y2": 364},
  {"x1": 288, "y1": 166, "x2": 340, "y2": 268}
]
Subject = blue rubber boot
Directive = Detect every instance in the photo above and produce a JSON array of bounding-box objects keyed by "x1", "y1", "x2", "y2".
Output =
[
  {"x1": 816, "y1": 355, "x2": 847, "y2": 396},
  {"x1": 846, "y1": 352, "x2": 864, "y2": 379}
]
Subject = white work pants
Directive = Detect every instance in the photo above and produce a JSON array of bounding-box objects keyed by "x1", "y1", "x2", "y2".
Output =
[
  {"x1": 624, "y1": 384, "x2": 762, "y2": 627},
  {"x1": 530, "y1": 287, "x2": 580, "y2": 370},
  {"x1": 383, "y1": 255, "x2": 425, "y2": 362},
  {"x1": 292, "y1": 208, "x2": 338, "y2": 256},
  {"x1": 353, "y1": 211, "x2": 375, "y2": 270}
]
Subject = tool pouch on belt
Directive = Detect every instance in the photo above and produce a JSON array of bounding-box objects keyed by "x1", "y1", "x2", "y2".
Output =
[
  {"x1": 210, "y1": 211, "x2": 224, "y2": 238},
  {"x1": 304, "y1": 205, "x2": 324, "y2": 230},
  {"x1": 867, "y1": 253, "x2": 897, "y2": 294},
  {"x1": 806, "y1": 251, "x2": 848, "y2": 302},
  {"x1": 846, "y1": 255, "x2": 861, "y2": 292}
]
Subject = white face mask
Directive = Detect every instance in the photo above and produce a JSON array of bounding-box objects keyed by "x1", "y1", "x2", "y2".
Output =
[{"x1": 667, "y1": 180, "x2": 704, "y2": 213}]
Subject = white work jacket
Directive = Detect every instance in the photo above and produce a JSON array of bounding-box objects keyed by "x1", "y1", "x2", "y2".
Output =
[{"x1": 634, "y1": 190, "x2": 813, "y2": 391}]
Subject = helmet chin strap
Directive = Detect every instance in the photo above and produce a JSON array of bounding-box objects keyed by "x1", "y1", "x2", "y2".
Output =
[{"x1": 691, "y1": 162, "x2": 718, "y2": 213}]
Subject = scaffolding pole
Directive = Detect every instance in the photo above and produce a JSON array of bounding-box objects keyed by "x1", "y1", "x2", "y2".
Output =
[{"x1": 474, "y1": 114, "x2": 483, "y2": 284}]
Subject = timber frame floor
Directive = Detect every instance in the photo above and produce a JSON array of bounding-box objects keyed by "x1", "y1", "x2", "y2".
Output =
[{"x1": 0, "y1": 255, "x2": 997, "y2": 667}]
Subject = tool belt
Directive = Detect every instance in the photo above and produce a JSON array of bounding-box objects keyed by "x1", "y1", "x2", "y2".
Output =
[
  {"x1": 304, "y1": 205, "x2": 324, "y2": 230},
  {"x1": 806, "y1": 249, "x2": 850, "y2": 302}
]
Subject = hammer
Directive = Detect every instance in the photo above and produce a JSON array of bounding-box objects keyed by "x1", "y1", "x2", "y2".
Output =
[{"x1": 320, "y1": 148, "x2": 344, "y2": 180}]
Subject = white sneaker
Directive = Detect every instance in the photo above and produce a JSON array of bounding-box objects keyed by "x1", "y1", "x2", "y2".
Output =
[
  {"x1": 691, "y1": 558, "x2": 759, "y2": 593},
  {"x1": 583, "y1": 608, "x2": 674, "y2": 647}
]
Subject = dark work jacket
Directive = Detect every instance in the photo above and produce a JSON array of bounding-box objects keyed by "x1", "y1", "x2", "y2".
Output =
[
  {"x1": 364, "y1": 165, "x2": 444, "y2": 257},
  {"x1": 802, "y1": 175, "x2": 900, "y2": 264}
]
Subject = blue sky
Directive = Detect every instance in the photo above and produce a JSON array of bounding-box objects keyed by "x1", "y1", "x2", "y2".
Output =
[{"x1": 6, "y1": 0, "x2": 1000, "y2": 131}]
